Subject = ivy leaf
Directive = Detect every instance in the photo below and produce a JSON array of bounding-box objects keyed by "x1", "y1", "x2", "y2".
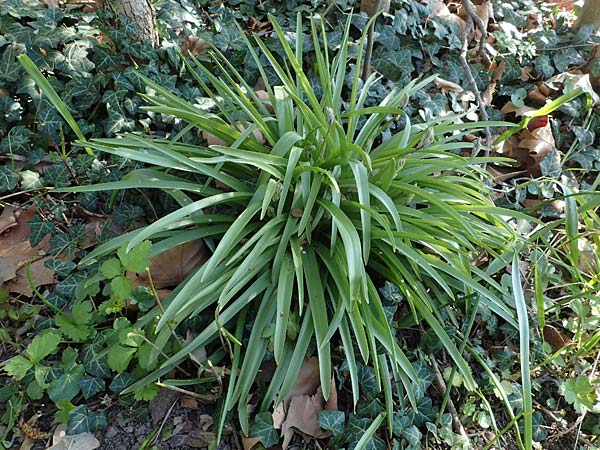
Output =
[
  {"x1": 317, "y1": 410, "x2": 345, "y2": 436},
  {"x1": 47, "y1": 365, "x2": 84, "y2": 402},
  {"x1": 534, "y1": 54, "x2": 554, "y2": 79},
  {"x1": 93, "y1": 44, "x2": 121, "y2": 71},
  {"x1": 562, "y1": 376, "x2": 598, "y2": 414},
  {"x1": 250, "y1": 412, "x2": 279, "y2": 448},
  {"x1": 82, "y1": 341, "x2": 111, "y2": 379},
  {"x1": 0, "y1": 166, "x2": 18, "y2": 192},
  {"x1": 107, "y1": 344, "x2": 136, "y2": 373},
  {"x1": 67, "y1": 405, "x2": 108, "y2": 434},
  {"x1": 26, "y1": 329, "x2": 61, "y2": 364},
  {"x1": 49, "y1": 223, "x2": 87, "y2": 256},
  {"x1": 133, "y1": 383, "x2": 159, "y2": 401},
  {"x1": 2, "y1": 355, "x2": 33, "y2": 379},
  {"x1": 79, "y1": 376, "x2": 105, "y2": 399},
  {"x1": 28, "y1": 213, "x2": 55, "y2": 247},
  {"x1": 412, "y1": 360, "x2": 435, "y2": 400},
  {"x1": 117, "y1": 240, "x2": 151, "y2": 273},
  {"x1": 44, "y1": 259, "x2": 76, "y2": 277},
  {"x1": 109, "y1": 372, "x2": 134, "y2": 393},
  {"x1": 401, "y1": 425, "x2": 422, "y2": 448}
]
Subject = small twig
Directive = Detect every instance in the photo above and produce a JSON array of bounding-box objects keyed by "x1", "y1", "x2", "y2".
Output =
[
  {"x1": 362, "y1": 0, "x2": 382, "y2": 82},
  {"x1": 155, "y1": 382, "x2": 219, "y2": 402},
  {"x1": 148, "y1": 398, "x2": 178, "y2": 446},
  {"x1": 462, "y1": 0, "x2": 491, "y2": 67},
  {"x1": 431, "y1": 356, "x2": 471, "y2": 443},
  {"x1": 459, "y1": 12, "x2": 492, "y2": 158}
]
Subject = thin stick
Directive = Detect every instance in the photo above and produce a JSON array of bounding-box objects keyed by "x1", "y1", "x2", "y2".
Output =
[
  {"x1": 459, "y1": 11, "x2": 492, "y2": 157},
  {"x1": 361, "y1": 0, "x2": 382, "y2": 82},
  {"x1": 431, "y1": 356, "x2": 471, "y2": 443}
]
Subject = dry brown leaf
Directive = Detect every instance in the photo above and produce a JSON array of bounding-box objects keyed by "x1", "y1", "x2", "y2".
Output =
[
  {"x1": 0, "y1": 207, "x2": 17, "y2": 235},
  {"x1": 130, "y1": 240, "x2": 208, "y2": 289},
  {"x1": 360, "y1": 0, "x2": 391, "y2": 15},
  {"x1": 517, "y1": 122, "x2": 557, "y2": 176},
  {"x1": 185, "y1": 430, "x2": 216, "y2": 448},
  {"x1": 543, "y1": 324, "x2": 571, "y2": 352},
  {"x1": 38, "y1": 0, "x2": 60, "y2": 7},
  {"x1": 428, "y1": 0, "x2": 467, "y2": 33},
  {"x1": 434, "y1": 77, "x2": 463, "y2": 94},
  {"x1": 180, "y1": 396, "x2": 198, "y2": 410},
  {"x1": 181, "y1": 36, "x2": 209, "y2": 57},
  {"x1": 255, "y1": 89, "x2": 274, "y2": 113},
  {"x1": 528, "y1": 85, "x2": 547, "y2": 104},
  {"x1": 241, "y1": 435, "x2": 262, "y2": 450},
  {"x1": 150, "y1": 388, "x2": 179, "y2": 425},
  {"x1": 0, "y1": 208, "x2": 54, "y2": 295},
  {"x1": 272, "y1": 358, "x2": 338, "y2": 450}
]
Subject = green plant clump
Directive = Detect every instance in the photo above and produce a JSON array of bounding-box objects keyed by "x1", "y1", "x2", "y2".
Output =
[{"x1": 59, "y1": 13, "x2": 522, "y2": 435}]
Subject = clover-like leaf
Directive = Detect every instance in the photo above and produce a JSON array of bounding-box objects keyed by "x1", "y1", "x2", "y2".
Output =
[
  {"x1": 26, "y1": 329, "x2": 61, "y2": 364},
  {"x1": 2, "y1": 355, "x2": 33, "y2": 379},
  {"x1": 117, "y1": 240, "x2": 151, "y2": 273},
  {"x1": 562, "y1": 376, "x2": 598, "y2": 414}
]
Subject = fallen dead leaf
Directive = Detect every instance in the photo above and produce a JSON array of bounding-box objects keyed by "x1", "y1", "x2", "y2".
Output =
[
  {"x1": 543, "y1": 324, "x2": 571, "y2": 352},
  {"x1": 180, "y1": 395, "x2": 198, "y2": 410},
  {"x1": 150, "y1": 388, "x2": 180, "y2": 425},
  {"x1": 517, "y1": 121, "x2": 557, "y2": 176},
  {"x1": 241, "y1": 435, "x2": 262, "y2": 450},
  {"x1": 434, "y1": 77, "x2": 463, "y2": 94},
  {"x1": 185, "y1": 430, "x2": 216, "y2": 448},
  {"x1": 49, "y1": 425, "x2": 100, "y2": 450},
  {"x1": 360, "y1": 0, "x2": 391, "y2": 15},
  {"x1": 0, "y1": 207, "x2": 17, "y2": 235},
  {"x1": 428, "y1": 0, "x2": 467, "y2": 33},
  {"x1": 0, "y1": 207, "x2": 54, "y2": 295},
  {"x1": 528, "y1": 84, "x2": 547, "y2": 104},
  {"x1": 38, "y1": 0, "x2": 60, "y2": 7},
  {"x1": 272, "y1": 358, "x2": 338, "y2": 450},
  {"x1": 130, "y1": 240, "x2": 208, "y2": 289},
  {"x1": 182, "y1": 35, "x2": 209, "y2": 57}
]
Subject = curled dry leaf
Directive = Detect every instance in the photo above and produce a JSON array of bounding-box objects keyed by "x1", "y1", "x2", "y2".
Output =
[
  {"x1": 528, "y1": 84, "x2": 547, "y2": 104},
  {"x1": 434, "y1": 77, "x2": 463, "y2": 94},
  {"x1": 501, "y1": 121, "x2": 557, "y2": 177}
]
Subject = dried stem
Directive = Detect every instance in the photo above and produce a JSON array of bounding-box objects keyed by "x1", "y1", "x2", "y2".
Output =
[{"x1": 431, "y1": 356, "x2": 471, "y2": 443}]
